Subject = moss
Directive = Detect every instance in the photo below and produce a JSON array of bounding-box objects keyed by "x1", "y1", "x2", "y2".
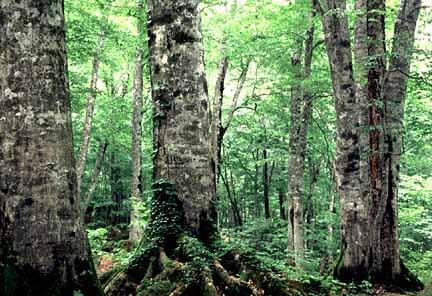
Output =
[
  {"x1": 3, "y1": 263, "x2": 18, "y2": 296},
  {"x1": 137, "y1": 279, "x2": 176, "y2": 296},
  {"x1": 148, "y1": 179, "x2": 187, "y2": 251}
]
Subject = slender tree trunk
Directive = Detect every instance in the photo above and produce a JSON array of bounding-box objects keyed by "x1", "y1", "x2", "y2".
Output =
[
  {"x1": 254, "y1": 149, "x2": 261, "y2": 218},
  {"x1": 76, "y1": 29, "x2": 106, "y2": 199},
  {"x1": 279, "y1": 189, "x2": 287, "y2": 220},
  {"x1": 110, "y1": 153, "x2": 126, "y2": 225},
  {"x1": 147, "y1": 0, "x2": 216, "y2": 246},
  {"x1": 212, "y1": 56, "x2": 229, "y2": 185},
  {"x1": 287, "y1": 10, "x2": 316, "y2": 265},
  {"x1": 82, "y1": 140, "x2": 108, "y2": 215},
  {"x1": 263, "y1": 149, "x2": 271, "y2": 219},
  {"x1": 306, "y1": 161, "x2": 319, "y2": 250},
  {"x1": 0, "y1": 2, "x2": 102, "y2": 295},
  {"x1": 130, "y1": 0, "x2": 146, "y2": 242}
]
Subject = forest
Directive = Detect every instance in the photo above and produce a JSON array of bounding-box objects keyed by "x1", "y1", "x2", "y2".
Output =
[{"x1": 0, "y1": 0, "x2": 431, "y2": 295}]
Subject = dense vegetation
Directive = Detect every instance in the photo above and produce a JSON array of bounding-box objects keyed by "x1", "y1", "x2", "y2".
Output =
[{"x1": 0, "y1": 0, "x2": 431, "y2": 295}]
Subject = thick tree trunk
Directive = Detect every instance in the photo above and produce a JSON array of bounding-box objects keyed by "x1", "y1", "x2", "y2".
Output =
[
  {"x1": 371, "y1": 0, "x2": 422, "y2": 286},
  {"x1": 130, "y1": 0, "x2": 146, "y2": 242},
  {"x1": 0, "y1": 2, "x2": 102, "y2": 295},
  {"x1": 320, "y1": 0, "x2": 368, "y2": 281},
  {"x1": 147, "y1": 0, "x2": 217, "y2": 246},
  {"x1": 76, "y1": 29, "x2": 106, "y2": 199},
  {"x1": 320, "y1": 0, "x2": 423, "y2": 287}
]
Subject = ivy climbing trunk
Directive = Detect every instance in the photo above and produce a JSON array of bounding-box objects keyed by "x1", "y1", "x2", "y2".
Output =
[
  {"x1": 0, "y1": 1, "x2": 102, "y2": 295},
  {"x1": 147, "y1": 0, "x2": 217, "y2": 246},
  {"x1": 130, "y1": 0, "x2": 146, "y2": 242}
]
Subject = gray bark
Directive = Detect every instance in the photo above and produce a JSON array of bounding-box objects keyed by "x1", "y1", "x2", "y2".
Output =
[
  {"x1": 130, "y1": 0, "x2": 146, "y2": 242},
  {"x1": 147, "y1": 0, "x2": 216, "y2": 244},
  {"x1": 0, "y1": 1, "x2": 102, "y2": 295},
  {"x1": 319, "y1": 0, "x2": 368, "y2": 280},
  {"x1": 320, "y1": 0, "x2": 423, "y2": 286},
  {"x1": 287, "y1": 10, "x2": 316, "y2": 265}
]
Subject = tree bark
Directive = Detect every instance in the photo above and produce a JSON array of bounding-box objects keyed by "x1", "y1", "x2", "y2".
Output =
[
  {"x1": 287, "y1": 9, "x2": 316, "y2": 265},
  {"x1": 147, "y1": 0, "x2": 217, "y2": 246},
  {"x1": 319, "y1": 0, "x2": 368, "y2": 281},
  {"x1": 372, "y1": 0, "x2": 422, "y2": 286},
  {"x1": 130, "y1": 0, "x2": 146, "y2": 242},
  {"x1": 320, "y1": 0, "x2": 423, "y2": 287},
  {"x1": 0, "y1": 1, "x2": 102, "y2": 295},
  {"x1": 211, "y1": 56, "x2": 229, "y2": 185}
]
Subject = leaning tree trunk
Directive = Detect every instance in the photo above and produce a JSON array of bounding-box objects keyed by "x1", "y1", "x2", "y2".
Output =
[
  {"x1": 76, "y1": 29, "x2": 106, "y2": 199},
  {"x1": 147, "y1": 0, "x2": 217, "y2": 247},
  {"x1": 129, "y1": 0, "x2": 146, "y2": 242},
  {"x1": 0, "y1": 1, "x2": 102, "y2": 295}
]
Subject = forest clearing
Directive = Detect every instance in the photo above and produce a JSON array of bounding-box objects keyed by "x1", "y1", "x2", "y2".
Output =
[{"x1": 0, "y1": 0, "x2": 431, "y2": 295}]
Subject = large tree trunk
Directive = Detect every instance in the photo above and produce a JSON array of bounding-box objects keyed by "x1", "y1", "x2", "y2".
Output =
[
  {"x1": 320, "y1": 0, "x2": 423, "y2": 288},
  {"x1": 371, "y1": 0, "x2": 422, "y2": 286},
  {"x1": 129, "y1": 0, "x2": 146, "y2": 242},
  {"x1": 0, "y1": 1, "x2": 102, "y2": 295},
  {"x1": 147, "y1": 0, "x2": 216, "y2": 247},
  {"x1": 319, "y1": 0, "x2": 368, "y2": 281}
]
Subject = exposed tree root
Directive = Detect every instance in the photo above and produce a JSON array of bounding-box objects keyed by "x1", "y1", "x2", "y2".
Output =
[{"x1": 102, "y1": 238, "x2": 313, "y2": 296}]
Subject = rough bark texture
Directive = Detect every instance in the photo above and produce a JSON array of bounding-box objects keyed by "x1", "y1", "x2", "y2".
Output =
[
  {"x1": 76, "y1": 28, "x2": 106, "y2": 199},
  {"x1": 147, "y1": 0, "x2": 216, "y2": 245},
  {"x1": 320, "y1": 0, "x2": 368, "y2": 281},
  {"x1": 130, "y1": 0, "x2": 146, "y2": 242},
  {"x1": 320, "y1": 0, "x2": 423, "y2": 288},
  {"x1": 0, "y1": 1, "x2": 102, "y2": 295},
  {"x1": 375, "y1": 0, "x2": 422, "y2": 286}
]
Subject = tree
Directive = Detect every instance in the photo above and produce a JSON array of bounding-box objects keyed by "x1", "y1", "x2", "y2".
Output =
[
  {"x1": 129, "y1": 0, "x2": 146, "y2": 242},
  {"x1": 147, "y1": 0, "x2": 217, "y2": 246},
  {"x1": 0, "y1": 1, "x2": 102, "y2": 295},
  {"x1": 287, "y1": 5, "x2": 316, "y2": 265},
  {"x1": 318, "y1": 0, "x2": 423, "y2": 287}
]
